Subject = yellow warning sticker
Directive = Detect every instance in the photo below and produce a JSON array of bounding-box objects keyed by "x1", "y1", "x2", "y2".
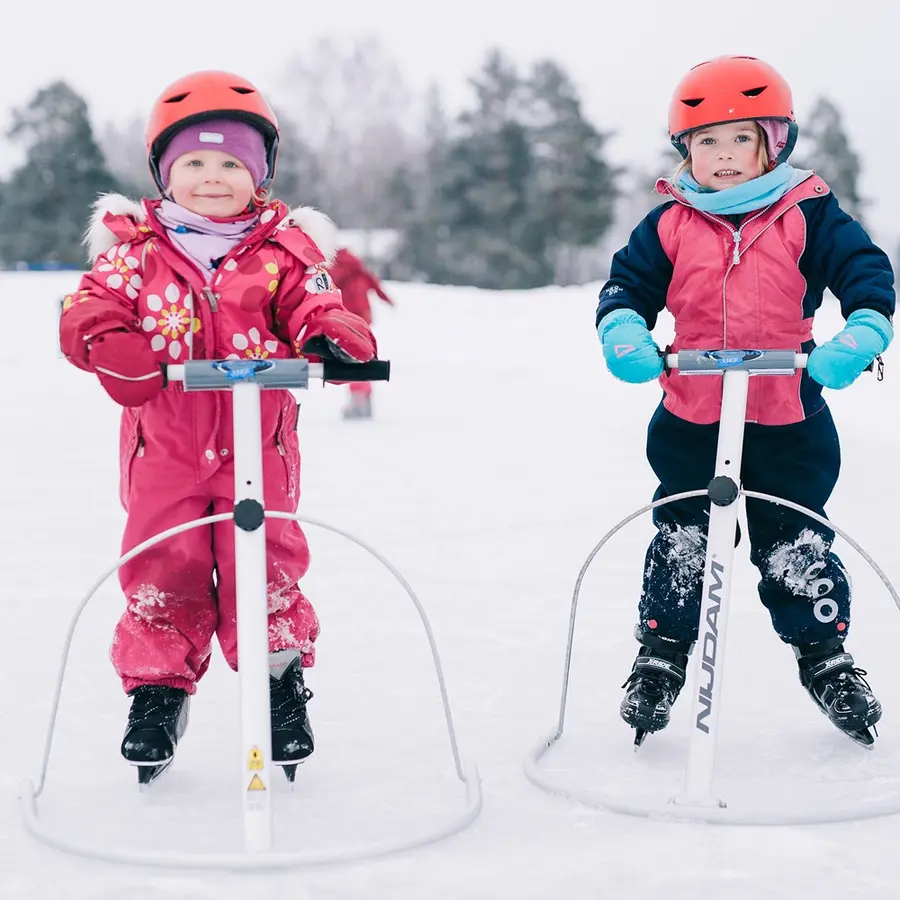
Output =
[
  {"x1": 247, "y1": 746, "x2": 264, "y2": 771},
  {"x1": 247, "y1": 774, "x2": 266, "y2": 792}
]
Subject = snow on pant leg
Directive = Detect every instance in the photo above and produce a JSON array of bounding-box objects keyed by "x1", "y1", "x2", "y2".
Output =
[
  {"x1": 113, "y1": 454, "x2": 217, "y2": 695},
  {"x1": 639, "y1": 404, "x2": 723, "y2": 643},
  {"x1": 741, "y1": 406, "x2": 849, "y2": 646},
  {"x1": 211, "y1": 444, "x2": 318, "y2": 672}
]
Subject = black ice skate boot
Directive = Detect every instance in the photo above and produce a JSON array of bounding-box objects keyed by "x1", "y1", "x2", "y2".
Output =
[
  {"x1": 121, "y1": 684, "x2": 190, "y2": 786},
  {"x1": 270, "y1": 652, "x2": 315, "y2": 782},
  {"x1": 795, "y1": 638, "x2": 882, "y2": 747},
  {"x1": 620, "y1": 629, "x2": 692, "y2": 747}
]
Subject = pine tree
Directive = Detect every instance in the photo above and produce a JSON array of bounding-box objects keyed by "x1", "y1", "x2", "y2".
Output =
[
  {"x1": 439, "y1": 51, "x2": 539, "y2": 288},
  {"x1": 800, "y1": 97, "x2": 865, "y2": 222},
  {"x1": 394, "y1": 84, "x2": 455, "y2": 281},
  {"x1": 526, "y1": 60, "x2": 621, "y2": 283},
  {"x1": 399, "y1": 50, "x2": 621, "y2": 288},
  {"x1": 0, "y1": 81, "x2": 122, "y2": 267}
]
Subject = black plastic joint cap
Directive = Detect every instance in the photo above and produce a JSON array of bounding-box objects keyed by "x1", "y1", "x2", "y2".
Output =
[
  {"x1": 234, "y1": 498, "x2": 265, "y2": 531},
  {"x1": 707, "y1": 475, "x2": 739, "y2": 507}
]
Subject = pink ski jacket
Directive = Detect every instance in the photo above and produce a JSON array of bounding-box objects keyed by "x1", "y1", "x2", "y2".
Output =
[{"x1": 596, "y1": 175, "x2": 895, "y2": 425}]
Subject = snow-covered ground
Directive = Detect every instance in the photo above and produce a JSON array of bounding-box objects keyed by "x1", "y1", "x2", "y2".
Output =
[{"x1": 3, "y1": 271, "x2": 900, "y2": 899}]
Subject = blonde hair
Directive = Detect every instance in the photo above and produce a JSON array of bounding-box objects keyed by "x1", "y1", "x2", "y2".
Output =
[{"x1": 673, "y1": 121, "x2": 770, "y2": 182}]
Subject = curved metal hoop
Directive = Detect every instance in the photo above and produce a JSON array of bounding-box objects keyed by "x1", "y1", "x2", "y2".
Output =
[
  {"x1": 524, "y1": 489, "x2": 900, "y2": 825},
  {"x1": 21, "y1": 512, "x2": 481, "y2": 869}
]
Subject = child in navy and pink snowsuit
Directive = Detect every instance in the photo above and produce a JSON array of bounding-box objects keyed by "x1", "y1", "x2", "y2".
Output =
[{"x1": 596, "y1": 55, "x2": 895, "y2": 746}]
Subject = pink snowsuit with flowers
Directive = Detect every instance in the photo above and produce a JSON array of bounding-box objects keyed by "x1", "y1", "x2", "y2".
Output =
[{"x1": 60, "y1": 194, "x2": 364, "y2": 694}]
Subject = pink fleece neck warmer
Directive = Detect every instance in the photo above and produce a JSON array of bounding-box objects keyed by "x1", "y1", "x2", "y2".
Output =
[{"x1": 156, "y1": 199, "x2": 259, "y2": 282}]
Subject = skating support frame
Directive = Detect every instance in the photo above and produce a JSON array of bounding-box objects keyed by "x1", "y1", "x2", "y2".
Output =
[
  {"x1": 524, "y1": 488, "x2": 900, "y2": 825},
  {"x1": 20, "y1": 511, "x2": 482, "y2": 868},
  {"x1": 525, "y1": 350, "x2": 900, "y2": 825},
  {"x1": 21, "y1": 359, "x2": 481, "y2": 869}
]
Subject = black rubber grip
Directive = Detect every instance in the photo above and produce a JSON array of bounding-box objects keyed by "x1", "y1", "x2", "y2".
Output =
[{"x1": 322, "y1": 358, "x2": 391, "y2": 382}]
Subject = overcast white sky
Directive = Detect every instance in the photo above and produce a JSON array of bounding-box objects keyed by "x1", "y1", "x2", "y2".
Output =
[{"x1": 1, "y1": 0, "x2": 898, "y2": 247}]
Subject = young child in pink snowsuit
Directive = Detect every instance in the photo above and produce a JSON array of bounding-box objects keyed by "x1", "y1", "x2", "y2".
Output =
[
  {"x1": 59, "y1": 70, "x2": 377, "y2": 779},
  {"x1": 328, "y1": 246, "x2": 396, "y2": 419}
]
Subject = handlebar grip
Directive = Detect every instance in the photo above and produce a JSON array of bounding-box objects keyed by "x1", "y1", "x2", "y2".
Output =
[{"x1": 322, "y1": 358, "x2": 391, "y2": 382}]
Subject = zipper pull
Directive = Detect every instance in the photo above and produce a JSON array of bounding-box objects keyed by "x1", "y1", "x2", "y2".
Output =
[
  {"x1": 202, "y1": 287, "x2": 219, "y2": 312},
  {"x1": 731, "y1": 231, "x2": 742, "y2": 265}
]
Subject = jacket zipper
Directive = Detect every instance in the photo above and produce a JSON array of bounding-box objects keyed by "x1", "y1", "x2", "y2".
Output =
[
  {"x1": 689, "y1": 209, "x2": 764, "y2": 421},
  {"x1": 710, "y1": 209, "x2": 767, "y2": 344},
  {"x1": 656, "y1": 177, "x2": 819, "y2": 423},
  {"x1": 660, "y1": 174, "x2": 816, "y2": 347},
  {"x1": 665, "y1": 199, "x2": 776, "y2": 344}
]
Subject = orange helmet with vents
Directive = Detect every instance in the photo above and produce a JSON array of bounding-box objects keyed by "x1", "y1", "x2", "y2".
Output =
[
  {"x1": 145, "y1": 70, "x2": 279, "y2": 192},
  {"x1": 668, "y1": 56, "x2": 797, "y2": 163}
]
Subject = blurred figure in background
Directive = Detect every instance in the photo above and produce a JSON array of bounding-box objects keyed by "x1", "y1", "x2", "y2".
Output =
[{"x1": 328, "y1": 245, "x2": 395, "y2": 419}]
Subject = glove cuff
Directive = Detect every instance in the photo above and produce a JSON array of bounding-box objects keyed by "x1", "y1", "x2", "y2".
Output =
[
  {"x1": 597, "y1": 308, "x2": 648, "y2": 341},
  {"x1": 846, "y1": 308, "x2": 894, "y2": 352}
]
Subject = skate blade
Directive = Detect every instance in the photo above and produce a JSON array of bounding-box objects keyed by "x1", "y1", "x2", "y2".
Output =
[
  {"x1": 134, "y1": 757, "x2": 174, "y2": 789},
  {"x1": 273, "y1": 759, "x2": 308, "y2": 784},
  {"x1": 844, "y1": 725, "x2": 877, "y2": 749},
  {"x1": 817, "y1": 704, "x2": 879, "y2": 748},
  {"x1": 622, "y1": 709, "x2": 664, "y2": 748}
]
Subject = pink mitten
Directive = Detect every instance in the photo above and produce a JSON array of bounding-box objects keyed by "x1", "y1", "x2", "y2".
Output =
[
  {"x1": 300, "y1": 309, "x2": 376, "y2": 363},
  {"x1": 89, "y1": 331, "x2": 164, "y2": 407}
]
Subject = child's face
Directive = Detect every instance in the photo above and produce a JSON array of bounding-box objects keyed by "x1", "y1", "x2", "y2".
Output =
[
  {"x1": 689, "y1": 121, "x2": 764, "y2": 190},
  {"x1": 167, "y1": 149, "x2": 255, "y2": 217}
]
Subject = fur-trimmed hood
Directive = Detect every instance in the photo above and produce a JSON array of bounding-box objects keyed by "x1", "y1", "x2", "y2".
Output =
[{"x1": 84, "y1": 193, "x2": 339, "y2": 265}]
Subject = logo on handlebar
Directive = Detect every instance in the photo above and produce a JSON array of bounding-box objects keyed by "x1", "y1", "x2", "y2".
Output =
[
  {"x1": 702, "y1": 350, "x2": 763, "y2": 369},
  {"x1": 212, "y1": 360, "x2": 275, "y2": 381}
]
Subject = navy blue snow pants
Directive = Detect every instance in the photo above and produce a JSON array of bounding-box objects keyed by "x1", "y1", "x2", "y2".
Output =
[{"x1": 639, "y1": 402, "x2": 850, "y2": 648}]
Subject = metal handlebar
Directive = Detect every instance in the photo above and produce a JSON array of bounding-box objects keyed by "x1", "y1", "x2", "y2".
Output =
[
  {"x1": 663, "y1": 350, "x2": 808, "y2": 375},
  {"x1": 164, "y1": 358, "x2": 390, "y2": 391}
]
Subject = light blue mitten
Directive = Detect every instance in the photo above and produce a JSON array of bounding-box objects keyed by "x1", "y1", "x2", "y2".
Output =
[
  {"x1": 807, "y1": 309, "x2": 893, "y2": 390},
  {"x1": 597, "y1": 309, "x2": 664, "y2": 384}
]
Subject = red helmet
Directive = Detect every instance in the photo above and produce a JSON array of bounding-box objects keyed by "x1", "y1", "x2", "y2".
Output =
[
  {"x1": 145, "y1": 70, "x2": 279, "y2": 192},
  {"x1": 669, "y1": 56, "x2": 797, "y2": 163}
]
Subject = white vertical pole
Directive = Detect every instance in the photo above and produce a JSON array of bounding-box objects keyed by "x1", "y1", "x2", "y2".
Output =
[
  {"x1": 674, "y1": 369, "x2": 749, "y2": 808},
  {"x1": 231, "y1": 380, "x2": 273, "y2": 851}
]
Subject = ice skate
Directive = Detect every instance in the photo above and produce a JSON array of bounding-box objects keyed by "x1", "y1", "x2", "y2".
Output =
[
  {"x1": 620, "y1": 637, "x2": 690, "y2": 747},
  {"x1": 796, "y1": 641, "x2": 881, "y2": 747},
  {"x1": 121, "y1": 684, "x2": 190, "y2": 786},
  {"x1": 270, "y1": 655, "x2": 314, "y2": 782}
]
